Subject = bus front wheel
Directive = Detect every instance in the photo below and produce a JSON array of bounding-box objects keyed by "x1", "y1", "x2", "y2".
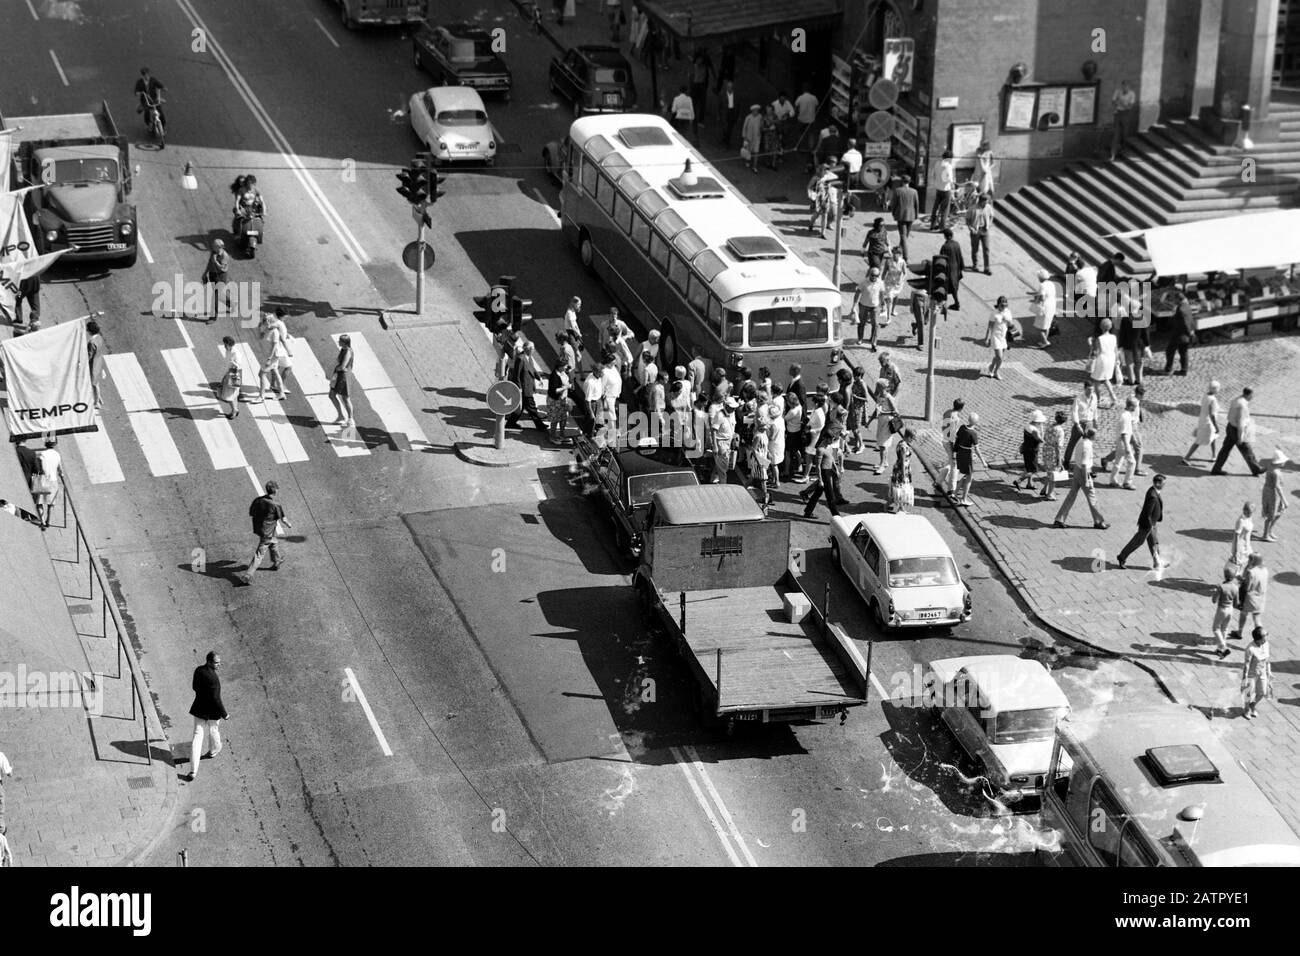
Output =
[
  {"x1": 659, "y1": 326, "x2": 678, "y2": 371},
  {"x1": 578, "y1": 233, "x2": 595, "y2": 272}
]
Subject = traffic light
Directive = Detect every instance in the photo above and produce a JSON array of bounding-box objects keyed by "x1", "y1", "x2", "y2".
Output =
[
  {"x1": 510, "y1": 295, "x2": 533, "y2": 330},
  {"x1": 396, "y1": 165, "x2": 427, "y2": 205},
  {"x1": 415, "y1": 153, "x2": 447, "y2": 204}
]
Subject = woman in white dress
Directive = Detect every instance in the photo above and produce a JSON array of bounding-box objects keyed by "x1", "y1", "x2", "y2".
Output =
[
  {"x1": 881, "y1": 248, "x2": 906, "y2": 322},
  {"x1": 983, "y1": 295, "x2": 1013, "y2": 379},
  {"x1": 1087, "y1": 317, "x2": 1119, "y2": 408},
  {"x1": 1240, "y1": 625, "x2": 1272, "y2": 719},
  {"x1": 1229, "y1": 501, "x2": 1254, "y2": 574},
  {"x1": 1184, "y1": 379, "x2": 1222, "y2": 464},
  {"x1": 974, "y1": 141, "x2": 996, "y2": 196}
]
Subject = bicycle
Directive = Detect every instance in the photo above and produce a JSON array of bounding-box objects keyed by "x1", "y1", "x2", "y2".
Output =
[
  {"x1": 142, "y1": 94, "x2": 165, "y2": 149},
  {"x1": 948, "y1": 179, "x2": 979, "y2": 223}
]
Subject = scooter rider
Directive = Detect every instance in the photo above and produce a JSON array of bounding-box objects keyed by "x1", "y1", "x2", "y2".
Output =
[
  {"x1": 230, "y1": 174, "x2": 267, "y2": 241},
  {"x1": 134, "y1": 67, "x2": 167, "y2": 128}
]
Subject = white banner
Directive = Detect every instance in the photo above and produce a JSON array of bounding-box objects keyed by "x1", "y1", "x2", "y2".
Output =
[
  {"x1": 1, "y1": 320, "x2": 96, "y2": 440},
  {"x1": 0, "y1": 128, "x2": 13, "y2": 194},
  {"x1": 0, "y1": 189, "x2": 66, "y2": 323}
]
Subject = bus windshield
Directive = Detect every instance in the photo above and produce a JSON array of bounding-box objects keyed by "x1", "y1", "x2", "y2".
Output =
[{"x1": 746, "y1": 306, "x2": 829, "y2": 344}]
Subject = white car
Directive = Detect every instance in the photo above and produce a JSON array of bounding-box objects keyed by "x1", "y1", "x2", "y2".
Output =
[
  {"x1": 927, "y1": 655, "x2": 1070, "y2": 802},
  {"x1": 408, "y1": 86, "x2": 497, "y2": 166},
  {"x1": 828, "y1": 513, "x2": 971, "y2": 630}
]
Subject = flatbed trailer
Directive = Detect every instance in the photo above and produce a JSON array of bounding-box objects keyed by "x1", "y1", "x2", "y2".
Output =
[{"x1": 634, "y1": 485, "x2": 870, "y2": 731}]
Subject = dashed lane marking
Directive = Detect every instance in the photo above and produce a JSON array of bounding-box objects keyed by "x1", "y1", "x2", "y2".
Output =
[
  {"x1": 313, "y1": 17, "x2": 340, "y2": 48},
  {"x1": 49, "y1": 50, "x2": 69, "y2": 86},
  {"x1": 345, "y1": 667, "x2": 393, "y2": 757}
]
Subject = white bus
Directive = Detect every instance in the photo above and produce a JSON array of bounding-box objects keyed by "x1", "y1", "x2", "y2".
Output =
[{"x1": 550, "y1": 114, "x2": 842, "y2": 377}]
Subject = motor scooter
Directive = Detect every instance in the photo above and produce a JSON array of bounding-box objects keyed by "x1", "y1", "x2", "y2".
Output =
[{"x1": 234, "y1": 212, "x2": 265, "y2": 258}]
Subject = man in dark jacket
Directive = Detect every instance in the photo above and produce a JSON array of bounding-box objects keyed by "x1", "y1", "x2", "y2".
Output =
[
  {"x1": 1161, "y1": 292, "x2": 1195, "y2": 375},
  {"x1": 937, "y1": 228, "x2": 966, "y2": 309},
  {"x1": 505, "y1": 340, "x2": 548, "y2": 431},
  {"x1": 187, "y1": 651, "x2": 228, "y2": 781},
  {"x1": 245, "y1": 480, "x2": 291, "y2": 579},
  {"x1": 888, "y1": 174, "x2": 920, "y2": 264},
  {"x1": 1116, "y1": 474, "x2": 1167, "y2": 569}
]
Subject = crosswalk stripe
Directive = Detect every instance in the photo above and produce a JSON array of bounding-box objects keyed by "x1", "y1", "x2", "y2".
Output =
[
  {"x1": 162, "y1": 348, "x2": 248, "y2": 471},
  {"x1": 103, "y1": 353, "x2": 187, "y2": 477},
  {"x1": 292, "y1": 343, "x2": 370, "y2": 457},
  {"x1": 334, "y1": 333, "x2": 431, "y2": 452},
  {"x1": 228, "y1": 343, "x2": 311, "y2": 465},
  {"x1": 72, "y1": 414, "x2": 125, "y2": 484}
]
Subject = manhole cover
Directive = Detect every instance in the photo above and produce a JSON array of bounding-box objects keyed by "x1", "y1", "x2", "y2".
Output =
[{"x1": 127, "y1": 776, "x2": 156, "y2": 790}]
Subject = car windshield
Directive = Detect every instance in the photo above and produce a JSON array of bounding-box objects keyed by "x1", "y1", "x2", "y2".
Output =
[
  {"x1": 992, "y1": 707, "x2": 1067, "y2": 745},
  {"x1": 449, "y1": 38, "x2": 492, "y2": 63},
  {"x1": 49, "y1": 158, "x2": 117, "y2": 184},
  {"x1": 593, "y1": 67, "x2": 629, "y2": 84},
  {"x1": 628, "y1": 472, "x2": 697, "y2": 506},
  {"x1": 436, "y1": 109, "x2": 487, "y2": 127},
  {"x1": 887, "y1": 556, "x2": 958, "y2": 588},
  {"x1": 746, "y1": 306, "x2": 829, "y2": 344}
]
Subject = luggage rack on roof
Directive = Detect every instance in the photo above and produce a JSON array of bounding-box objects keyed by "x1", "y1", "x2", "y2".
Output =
[{"x1": 726, "y1": 236, "x2": 787, "y2": 260}]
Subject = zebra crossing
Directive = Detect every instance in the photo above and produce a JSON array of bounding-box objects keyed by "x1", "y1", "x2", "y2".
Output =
[{"x1": 68, "y1": 333, "x2": 433, "y2": 484}]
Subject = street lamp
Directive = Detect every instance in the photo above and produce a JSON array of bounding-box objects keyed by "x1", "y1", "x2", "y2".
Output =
[{"x1": 180, "y1": 161, "x2": 198, "y2": 190}]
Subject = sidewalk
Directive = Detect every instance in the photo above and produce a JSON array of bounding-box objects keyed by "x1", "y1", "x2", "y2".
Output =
[
  {"x1": 512, "y1": 0, "x2": 1300, "y2": 834},
  {"x1": 0, "y1": 421, "x2": 176, "y2": 866}
]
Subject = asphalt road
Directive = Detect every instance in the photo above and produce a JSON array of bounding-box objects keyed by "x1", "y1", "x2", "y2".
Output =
[{"x1": 4, "y1": 0, "x2": 1162, "y2": 866}]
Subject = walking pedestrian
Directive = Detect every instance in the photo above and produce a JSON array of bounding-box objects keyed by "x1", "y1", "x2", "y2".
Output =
[
  {"x1": 1260, "y1": 452, "x2": 1288, "y2": 541},
  {"x1": 1115, "y1": 473, "x2": 1167, "y2": 569},
  {"x1": 807, "y1": 162, "x2": 838, "y2": 236},
  {"x1": 1032, "y1": 269, "x2": 1057, "y2": 347},
  {"x1": 1233, "y1": 554, "x2": 1269, "y2": 643},
  {"x1": 563, "y1": 296, "x2": 583, "y2": 341},
  {"x1": 984, "y1": 296, "x2": 1013, "y2": 379},
  {"x1": 937, "y1": 398, "x2": 965, "y2": 496},
  {"x1": 86, "y1": 319, "x2": 107, "y2": 410},
  {"x1": 251, "y1": 314, "x2": 284, "y2": 402},
  {"x1": 1211, "y1": 387, "x2": 1265, "y2": 476},
  {"x1": 1052, "y1": 428, "x2": 1109, "y2": 529},
  {"x1": 548, "y1": 359, "x2": 573, "y2": 445},
  {"x1": 1229, "y1": 501, "x2": 1255, "y2": 576},
  {"x1": 1240, "y1": 626, "x2": 1272, "y2": 720},
  {"x1": 867, "y1": 378, "x2": 898, "y2": 475},
  {"x1": 772, "y1": 91, "x2": 797, "y2": 150},
  {"x1": 889, "y1": 428, "x2": 916, "y2": 513},
  {"x1": 846, "y1": 366, "x2": 869, "y2": 453},
  {"x1": 323, "y1": 334, "x2": 353, "y2": 427},
  {"x1": 929, "y1": 149, "x2": 955, "y2": 229},
  {"x1": 784, "y1": 391, "x2": 806, "y2": 482},
  {"x1": 952, "y1": 412, "x2": 988, "y2": 506},
  {"x1": 505, "y1": 341, "x2": 548, "y2": 431},
  {"x1": 708, "y1": 395, "x2": 737, "y2": 484},
  {"x1": 804, "y1": 392, "x2": 827, "y2": 454},
  {"x1": 973, "y1": 140, "x2": 996, "y2": 196},
  {"x1": 748, "y1": 407, "x2": 772, "y2": 513},
  {"x1": 1108, "y1": 396, "x2": 1139, "y2": 489},
  {"x1": 760, "y1": 105, "x2": 783, "y2": 170},
  {"x1": 27, "y1": 437, "x2": 61, "y2": 529},
  {"x1": 889, "y1": 175, "x2": 919, "y2": 264},
  {"x1": 937, "y1": 229, "x2": 965, "y2": 310},
  {"x1": 1013, "y1": 409, "x2": 1045, "y2": 492},
  {"x1": 862, "y1": 218, "x2": 891, "y2": 270},
  {"x1": 605, "y1": 0, "x2": 624, "y2": 42},
  {"x1": 1110, "y1": 79, "x2": 1137, "y2": 161},
  {"x1": 245, "y1": 480, "x2": 291, "y2": 579},
  {"x1": 1160, "y1": 292, "x2": 1195, "y2": 376},
  {"x1": 850, "y1": 266, "x2": 884, "y2": 349},
  {"x1": 741, "y1": 105, "x2": 763, "y2": 173},
  {"x1": 1041, "y1": 410, "x2": 1068, "y2": 499},
  {"x1": 1116, "y1": 294, "x2": 1151, "y2": 386},
  {"x1": 267, "y1": 309, "x2": 297, "y2": 396},
  {"x1": 766, "y1": 400, "x2": 786, "y2": 487},
  {"x1": 801, "y1": 440, "x2": 842, "y2": 520},
  {"x1": 217, "y1": 335, "x2": 243, "y2": 420},
  {"x1": 881, "y1": 248, "x2": 906, "y2": 323},
  {"x1": 1209, "y1": 566, "x2": 1239, "y2": 658},
  {"x1": 600, "y1": 308, "x2": 635, "y2": 375},
  {"x1": 203, "y1": 239, "x2": 232, "y2": 321},
  {"x1": 1184, "y1": 380, "x2": 1222, "y2": 464},
  {"x1": 689, "y1": 50, "x2": 714, "y2": 134},
  {"x1": 13, "y1": 273, "x2": 41, "y2": 331},
  {"x1": 1087, "y1": 318, "x2": 1120, "y2": 408},
  {"x1": 1068, "y1": 253, "x2": 1098, "y2": 322},
  {"x1": 966, "y1": 195, "x2": 994, "y2": 274},
  {"x1": 719, "y1": 79, "x2": 739, "y2": 147},
  {"x1": 1062, "y1": 381, "x2": 1098, "y2": 466},
  {"x1": 185, "y1": 651, "x2": 228, "y2": 781},
  {"x1": 671, "y1": 85, "x2": 695, "y2": 139},
  {"x1": 794, "y1": 84, "x2": 819, "y2": 152}
]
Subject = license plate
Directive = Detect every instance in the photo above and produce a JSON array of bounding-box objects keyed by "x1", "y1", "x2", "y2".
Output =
[
  {"x1": 604, "y1": 93, "x2": 620, "y2": 105},
  {"x1": 919, "y1": 610, "x2": 943, "y2": 620},
  {"x1": 106, "y1": 243, "x2": 127, "y2": 250},
  {"x1": 456, "y1": 143, "x2": 479, "y2": 150}
]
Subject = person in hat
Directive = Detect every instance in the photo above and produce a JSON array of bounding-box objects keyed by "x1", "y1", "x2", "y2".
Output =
[
  {"x1": 1260, "y1": 450, "x2": 1289, "y2": 542},
  {"x1": 850, "y1": 266, "x2": 885, "y2": 350},
  {"x1": 1032, "y1": 268, "x2": 1057, "y2": 347},
  {"x1": 1013, "y1": 410, "x2": 1046, "y2": 491},
  {"x1": 741, "y1": 104, "x2": 763, "y2": 173},
  {"x1": 984, "y1": 295, "x2": 1014, "y2": 379},
  {"x1": 1240, "y1": 624, "x2": 1272, "y2": 720}
]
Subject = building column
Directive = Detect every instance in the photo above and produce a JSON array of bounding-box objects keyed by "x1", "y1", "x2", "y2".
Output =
[
  {"x1": 1213, "y1": 0, "x2": 1278, "y2": 119},
  {"x1": 1191, "y1": 0, "x2": 1224, "y2": 117}
]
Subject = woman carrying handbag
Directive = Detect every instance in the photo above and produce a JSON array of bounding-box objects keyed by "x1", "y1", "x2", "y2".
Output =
[
  {"x1": 217, "y1": 336, "x2": 243, "y2": 420},
  {"x1": 889, "y1": 428, "x2": 916, "y2": 513}
]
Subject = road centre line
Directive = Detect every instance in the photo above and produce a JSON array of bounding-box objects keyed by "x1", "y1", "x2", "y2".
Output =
[
  {"x1": 49, "y1": 50, "x2": 69, "y2": 87},
  {"x1": 313, "y1": 18, "x2": 340, "y2": 48},
  {"x1": 25, "y1": 0, "x2": 38, "y2": 21},
  {"x1": 138, "y1": 233, "x2": 155, "y2": 265},
  {"x1": 671, "y1": 750, "x2": 742, "y2": 867},
  {"x1": 172, "y1": 0, "x2": 370, "y2": 266},
  {"x1": 681, "y1": 744, "x2": 758, "y2": 866},
  {"x1": 344, "y1": 668, "x2": 393, "y2": 757}
]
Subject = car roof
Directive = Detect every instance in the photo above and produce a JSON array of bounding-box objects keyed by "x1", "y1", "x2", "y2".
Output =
[
  {"x1": 652, "y1": 485, "x2": 764, "y2": 524},
  {"x1": 1058, "y1": 708, "x2": 1300, "y2": 865},
  {"x1": 931, "y1": 656, "x2": 1069, "y2": 710},
  {"x1": 615, "y1": 449, "x2": 695, "y2": 478},
  {"x1": 576, "y1": 45, "x2": 631, "y2": 65},
  {"x1": 440, "y1": 22, "x2": 493, "y2": 40},
  {"x1": 854, "y1": 513, "x2": 953, "y2": 560},
  {"x1": 426, "y1": 86, "x2": 488, "y2": 110}
]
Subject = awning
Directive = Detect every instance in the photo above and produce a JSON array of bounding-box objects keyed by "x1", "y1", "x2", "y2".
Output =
[
  {"x1": 1111, "y1": 210, "x2": 1300, "y2": 276},
  {"x1": 640, "y1": 0, "x2": 842, "y2": 41}
]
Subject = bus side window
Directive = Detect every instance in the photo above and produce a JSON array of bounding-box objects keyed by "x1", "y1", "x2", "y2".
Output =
[
  {"x1": 630, "y1": 208, "x2": 652, "y2": 252},
  {"x1": 612, "y1": 193, "x2": 633, "y2": 234},
  {"x1": 723, "y1": 309, "x2": 744, "y2": 346},
  {"x1": 595, "y1": 172, "x2": 616, "y2": 215},
  {"x1": 648, "y1": 232, "x2": 670, "y2": 273},
  {"x1": 1117, "y1": 823, "x2": 1159, "y2": 867},
  {"x1": 686, "y1": 274, "x2": 709, "y2": 314},
  {"x1": 667, "y1": 252, "x2": 690, "y2": 295},
  {"x1": 581, "y1": 155, "x2": 599, "y2": 196},
  {"x1": 561, "y1": 141, "x2": 572, "y2": 180},
  {"x1": 706, "y1": 296, "x2": 723, "y2": 338},
  {"x1": 1087, "y1": 781, "x2": 1128, "y2": 866}
]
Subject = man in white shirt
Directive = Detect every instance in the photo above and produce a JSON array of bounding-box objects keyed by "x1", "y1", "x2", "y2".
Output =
[
  {"x1": 599, "y1": 359, "x2": 623, "y2": 440},
  {"x1": 563, "y1": 296, "x2": 582, "y2": 339},
  {"x1": 929, "y1": 149, "x2": 955, "y2": 229},
  {"x1": 581, "y1": 370, "x2": 604, "y2": 437},
  {"x1": 1212, "y1": 386, "x2": 1265, "y2": 476},
  {"x1": 1062, "y1": 381, "x2": 1098, "y2": 466},
  {"x1": 709, "y1": 397, "x2": 736, "y2": 483},
  {"x1": 1069, "y1": 253, "x2": 1098, "y2": 319},
  {"x1": 1053, "y1": 427, "x2": 1109, "y2": 530},
  {"x1": 794, "y1": 84, "x2": 819, "y2": 150},
  {"x1": 938, "y1": 398, "x2": 966, "y2": 494},
  {"x1": 1032, "y1": 268, "x2": 1057, "y2": 347},
  {"x1": 849, "y1": 266, "x2": 885, "y2": 350},
  {"x1": 838, "y1": 138, "x2": 863, "y2": 188},
  {"x1": 1109, "y1": 397, "x2": 1138, "y2": 488},
  {"x1": 772, "y1": 91, "x2": 796, "y2": 148},
  {"x1": 670, "y1": 85, "x2": 695, "y2": 139}
]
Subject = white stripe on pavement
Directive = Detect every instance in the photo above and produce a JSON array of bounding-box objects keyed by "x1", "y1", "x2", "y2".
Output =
[
  {"x1": 138, "y1": 233, "x2": 155, "y2": 264},
  {"x1": 72, "y1": 415, "x2": 125, "y2": 484},
  {"x1": 228, "y1": 343, "x2": 311, "y2": 464},
  {"x1": 173, "y1": 0, "x2": 370, "y2": 266},
  {"x1": 49, "y1": 50, "x2": 69, "y2": 86},
  {"x1": 103, "y1": 353, "x2": 186, "y2": 477},
  {"x1": 173, "y1": 315, "x2": 194, "y2": 351},
  {"x1": 244, "y1": 464, "x2": 262, "y2": 495},
  {"x1": 161, "y1": 348, "x2": 248, "y2": 471},
  {"x1": 25, "y1": 0, "x2": 39, "y2": 20},
  {"x1": 335, "y1": 334, "x2": 430, "y2": 452},
  {"x1": 672, "y1": 749, "x2": 742, "y2": 866},
  {"x1": 681, "y1": 744, "x2": 758, "y2": 866},
  {"x1": 313, "y1": 17, "x2": 340, "y2": 48},
  {"x1": 344, "y1": 668, "x2": 393, "y2": 757},
  {"x1": 293, "y1": 344, "x2": 370, "y2": 456}
]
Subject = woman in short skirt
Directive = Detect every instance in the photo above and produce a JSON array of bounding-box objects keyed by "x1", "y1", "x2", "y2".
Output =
[
  {"x1": 889, "y1": 428, "x2": 915, "y2": 513},
  {"x1": 1039, "y1": 409, "x2": 1067, "y2": 500},
  {"x1": 1184, "y1": 379, "x2": 1221, "y2": 464}
]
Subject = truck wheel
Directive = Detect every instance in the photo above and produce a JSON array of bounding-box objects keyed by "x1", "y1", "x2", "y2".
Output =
[
  {"x1": 578, "y1": 233, "x2": 595, "y2": 272},
  {"x1": 658, "y1": 325, "x2": 678, "y2": 371}
]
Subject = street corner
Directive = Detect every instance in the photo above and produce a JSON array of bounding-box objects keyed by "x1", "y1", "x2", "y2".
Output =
[{"x1": 454, "y1": 439, "x2": 561, "y2": 468}]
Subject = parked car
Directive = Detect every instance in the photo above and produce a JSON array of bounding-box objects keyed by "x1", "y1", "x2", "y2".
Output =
[
  {"x1": 412, "y1": 22, "x2": 511, "y2": 98},
  {"x1": 927, "y1": 655, "x2": 1070, "y2": 804},
  {"x1": 828, "y1": 513, "x2": 971, "y2": 630},
  {"x1": 408, "y1": 86, "x2": 497, "y2": 166},
  {"x1": 577, "y1": 439, "x2": 699, "y2": 558},
  {"x1": 548, "y1": 45, "x2": 637, "y2": 118}
]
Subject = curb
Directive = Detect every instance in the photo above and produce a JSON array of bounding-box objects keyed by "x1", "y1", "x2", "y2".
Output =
[
  {"x1": 510, "y1": 1, "x2": 566, "y2": 54},
  {"x1": 908, "y1": 438, "x2": 1179, "y2": 704},
  {"x1": 454, "y1": 439, "x2": 548, "y2": 467}
]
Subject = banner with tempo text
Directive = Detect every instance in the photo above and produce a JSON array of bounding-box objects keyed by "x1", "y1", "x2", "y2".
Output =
[{"x1": 1, "y1": 319, "x2": 97, "y2": 441}]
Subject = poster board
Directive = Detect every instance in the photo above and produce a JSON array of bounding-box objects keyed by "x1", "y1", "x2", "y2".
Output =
[
  {"x1": 1068, "y1": 85, "x2": 1098, "y2": 125},
  {"x1": 1037, "y1": 87, "x2": 1067, "y2": 128},
  {"x1": 1004, "y1": 89, "x2": 1036, "y2": 130},
  {"x1": 882, "y1": 38, "x2": 914, "y2": 91},
  {"x1": 949, "y1": 122, "x2": 985, "y2": 162}
]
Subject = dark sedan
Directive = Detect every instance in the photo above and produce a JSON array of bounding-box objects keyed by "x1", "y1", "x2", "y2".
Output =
[
  {"x1": 413, "y1": 22, "x2": 511, "y2": 97},
  {"x1": 548, "y1": 45, "x2": 636, "y2": 118},
  {"x1": 577, "y1": 441, "x2": 698, "y2": 558}
]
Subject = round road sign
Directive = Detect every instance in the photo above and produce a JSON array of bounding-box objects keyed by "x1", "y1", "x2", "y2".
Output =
[
  {"x1": 486, "y1": 380, "x2": 522, "y2": 417},
  {"x1": 402, "y1": 240, "x2": 436, "y2": 271}
]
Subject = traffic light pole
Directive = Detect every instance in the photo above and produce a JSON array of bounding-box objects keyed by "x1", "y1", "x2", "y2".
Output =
[{"x1": 416, "y1": 220, "x2": 426, "y2": 315}]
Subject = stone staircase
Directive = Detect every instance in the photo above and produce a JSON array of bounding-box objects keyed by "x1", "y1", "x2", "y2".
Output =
[{"x1": 999, "y1": 99, "x2": 1300, "y2": 274}]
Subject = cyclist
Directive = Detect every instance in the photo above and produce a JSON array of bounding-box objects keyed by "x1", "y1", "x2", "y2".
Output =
[{"x1": 134, "y1": 67, "x2": 167, "y2": 131}]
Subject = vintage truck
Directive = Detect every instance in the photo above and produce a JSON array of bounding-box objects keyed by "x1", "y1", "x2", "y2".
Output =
[
  {"x1": 1, "y1": 101, "x2": 138, "y2": 267},
  {"x1": 633, "y1": 484, "x2": 870, "y2": 732},
  {"x1": 575, "y1": 436, "x2": 699, "y2": 559}
]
